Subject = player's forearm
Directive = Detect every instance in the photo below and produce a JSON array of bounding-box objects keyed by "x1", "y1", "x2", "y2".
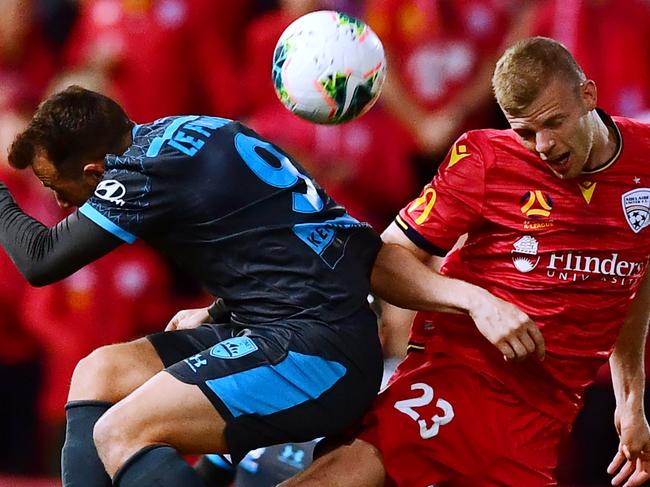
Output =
[
  {"x1": 610, "y1": 325, "x2": 648, "y2": 411},
  {"x1": 0, "y1": 189, "x2": 55, "y2": 284},
  {"x1": 370, "y1": 243, "x2": 484, "y2": 314},
  {"x1": 0, "y1": 185, "x2": 121, "y2": 285},
  {"x1": 610, "y1": 272, "x2": 650, "y2": 409},
  {"x1": 611, "y1": 351, "x2": 646, "y2": 414}
]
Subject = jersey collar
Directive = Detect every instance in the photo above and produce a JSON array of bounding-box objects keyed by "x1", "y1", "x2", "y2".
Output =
[{"x1": 580, "y1": 108, "x2": 622, "y2": 175}]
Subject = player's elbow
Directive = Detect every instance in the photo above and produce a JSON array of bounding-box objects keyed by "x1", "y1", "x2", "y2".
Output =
[
  {"x1": 23, "y1": 272, "x2": 54, "y2": 287},
  {"x1": 20, "y1": 267, "x2": 60, "y2": 287}
]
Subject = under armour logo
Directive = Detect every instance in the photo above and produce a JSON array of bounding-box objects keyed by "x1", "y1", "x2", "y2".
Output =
[
  {"x1": 278, "y1": 445, "x2": 306, "y2": 468},
  {"x1": 183, "y1": 354, "x2": 207, "y2": 372}
]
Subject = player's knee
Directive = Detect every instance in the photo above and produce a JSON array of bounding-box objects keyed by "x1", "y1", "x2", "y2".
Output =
[
  {"x1": 69, "y1": 345, "x2": 121, "y2": 400},
  {"x1": 69, "y1": 339, "x2": 161, "y2": 402},
  {"x1": 93, "y1": 406, "x2": 142, "y2": 474},
  {"x1": 93, "y1": 408, "x2": 123, "y2": 471}
]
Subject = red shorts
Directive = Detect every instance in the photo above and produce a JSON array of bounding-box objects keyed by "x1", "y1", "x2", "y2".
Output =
[{"x1": 357, "y1": 352, "x2": 572, "y2": 487}]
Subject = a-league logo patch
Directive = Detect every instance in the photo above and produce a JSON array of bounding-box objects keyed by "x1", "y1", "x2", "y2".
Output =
[
  {"x1": 210, "y1": 336, "x2": 258, "y2": 359},
  {"x1": 622, "y1": 188, "x2": 650, "y2": 233}
]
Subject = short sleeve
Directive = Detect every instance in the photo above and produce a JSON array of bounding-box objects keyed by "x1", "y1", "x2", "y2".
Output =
[
  {"x1": 79, "y1": 166, "x2": 168, "y2": 243},
  {"x1": 396, "y1": 131, "x2": 490, "y2": 253}
]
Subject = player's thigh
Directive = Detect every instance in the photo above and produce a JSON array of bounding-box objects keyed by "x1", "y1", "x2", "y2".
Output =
[
  {"x1": 279, "y1": 439, "x2": 386, "y2": 487},
  {"x1": 95, "y1": 370, "x2": 226, "y2": 454},
  {"x1": 482, "y1": 407, "x2": 568, "y2": 487},
  {"x1": 358, "y1": 354, "x2": 495, "y2": 486},
  {"x1": 479, "y1": 462, "x2": 558, "y2": 487},
  {"x1": 166, "y1": 325, "x2": 381, "y2": 463},
  {"x1": 70, "y1": 324, "x2": 232, "y2": 403},
  {"x1": 69, "y1": 337, "x2": 164, "y2": 402}
]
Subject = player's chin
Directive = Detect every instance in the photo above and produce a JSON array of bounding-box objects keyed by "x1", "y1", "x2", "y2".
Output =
[
  {"x1": 564, "y1": 166, "x2": 584, "y2": 180},
  {"x1": 549, "y1": 159, "x2": 581, "y2": 179},
  {"x1": 548, "y1": 167, "x2": 570, "y2": 180}
]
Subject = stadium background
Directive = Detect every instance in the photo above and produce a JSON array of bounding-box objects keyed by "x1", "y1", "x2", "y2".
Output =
[{"x1": 1, "y1": 0, "x2": 650, "y2": 485}]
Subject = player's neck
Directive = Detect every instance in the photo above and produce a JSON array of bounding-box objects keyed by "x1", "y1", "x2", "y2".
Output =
[{"x1": 585, "y1": 111, "x2": 617, "y2": 171}]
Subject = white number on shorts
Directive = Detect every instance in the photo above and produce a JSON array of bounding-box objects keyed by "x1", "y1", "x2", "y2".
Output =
[{"x1": 393, "y1": 382, "x2": 454, "y2": 439}]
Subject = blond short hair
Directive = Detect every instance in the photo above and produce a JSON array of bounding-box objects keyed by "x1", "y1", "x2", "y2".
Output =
[{"x1": 492, "y1": 36, "x2": 586, "y2": 116}]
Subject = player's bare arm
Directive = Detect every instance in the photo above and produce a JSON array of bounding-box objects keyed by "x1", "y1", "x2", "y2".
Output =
[
  {"x1": 608, "y1": 269, "x2": 650, "y2": 487},
  {"x1": 371, "y1": 222, "x2": 545, "y2": 361}
]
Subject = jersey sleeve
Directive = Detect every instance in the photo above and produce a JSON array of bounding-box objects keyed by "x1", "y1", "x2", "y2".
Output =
[
  {"x1": 0, "y1": 182, "x2": 123, "y2": 286},
  {"x1": 79, "y1": 165, "x2": 168, "y2": 243},
  {"x1": 396, "y1": 131, "x2": 490, "y2": 254}
]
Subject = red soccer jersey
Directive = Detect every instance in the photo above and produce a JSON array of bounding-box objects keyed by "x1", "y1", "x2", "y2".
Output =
[{"x1": 397, "y1": 112, "x2": 650, "y2": 422}]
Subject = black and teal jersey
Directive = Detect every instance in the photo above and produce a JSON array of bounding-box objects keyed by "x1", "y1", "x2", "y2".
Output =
[{"x1": 79, "y1": 116, "x2": 381, "y2": 324}]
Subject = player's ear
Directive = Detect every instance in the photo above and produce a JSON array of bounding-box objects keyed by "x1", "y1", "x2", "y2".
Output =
[
  {"x1": 580, "y1": 79, "x2": 597, "y2": 111},
  {"x1": 82, "y1": 161, "x2": 105, "y2": 182}
]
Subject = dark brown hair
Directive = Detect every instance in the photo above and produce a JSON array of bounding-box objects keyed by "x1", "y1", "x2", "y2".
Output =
[
  {"x1": 8, "y1": 85, "x2": 133, "y2": 176},
  {"x1": 492, "y1": 36, "x2": 586, "y2": 116}
]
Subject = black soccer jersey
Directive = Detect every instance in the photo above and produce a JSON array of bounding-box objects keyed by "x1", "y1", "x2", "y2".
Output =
[{"x1": 79, "y1": 116, "x2": 381, "y2": 324}]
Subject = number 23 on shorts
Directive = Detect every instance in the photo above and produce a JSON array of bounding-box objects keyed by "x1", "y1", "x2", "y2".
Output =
[{"x1": 393, "y1": 382, "x2": 454, "y2": 439}]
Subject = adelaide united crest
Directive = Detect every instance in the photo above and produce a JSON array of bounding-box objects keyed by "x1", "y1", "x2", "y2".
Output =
[{"x1": 622, "y1": 188, "x2": 650, "y2": 233}]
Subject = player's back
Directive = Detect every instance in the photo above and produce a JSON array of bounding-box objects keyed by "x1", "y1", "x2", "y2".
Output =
[{"x1": 80, "y1": 116, "x2": 381, "y2": 325}]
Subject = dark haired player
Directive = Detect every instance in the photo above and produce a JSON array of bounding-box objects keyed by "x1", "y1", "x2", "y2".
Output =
[{"x1": 0, "y1": 86, "x2": 383, "y2": 486}]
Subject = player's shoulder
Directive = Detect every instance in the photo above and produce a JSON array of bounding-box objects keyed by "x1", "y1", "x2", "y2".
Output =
[
  {"x1": 610, "y1": 115, "x2": 650, "y2": 167},
  {"x1": 613, "y1": 115, "x2": 650, "y2": 144},
  {"x1": 136, "y1": 115, "x2": 238, "y2": 140},
  {"x1": 451, "y1": 127, "x2": 522, "y2": 169},
  {"x1": 126, "y1": 115, "x2": 241, "y2": 163},
  {"x1": 612, "y1": 114, "x2": 650, "y2": 131},
  {"x1": 463, "y1": 127, "x2": 520, "y2": 147}
]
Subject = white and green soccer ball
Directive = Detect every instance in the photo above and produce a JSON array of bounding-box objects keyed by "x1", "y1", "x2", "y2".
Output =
[{"x1": 272, "y1": 10, "x2": 386, "y2": 124}]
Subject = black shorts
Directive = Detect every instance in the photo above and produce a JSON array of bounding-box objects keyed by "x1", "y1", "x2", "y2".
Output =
[{"x1": 146, "y1": 309, "x2": 382, "y2": 463}]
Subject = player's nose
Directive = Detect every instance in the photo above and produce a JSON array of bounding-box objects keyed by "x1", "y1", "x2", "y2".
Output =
[{"x1": 535, "y1": 131, "x2": 555, "y2": 158}]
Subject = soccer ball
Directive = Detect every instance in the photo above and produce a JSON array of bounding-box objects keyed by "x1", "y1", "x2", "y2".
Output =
[{"x1": 272, "y1": 10, "x2": 386, "y2": 124}]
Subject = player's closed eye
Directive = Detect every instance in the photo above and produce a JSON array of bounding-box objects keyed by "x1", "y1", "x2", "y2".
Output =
[
  {"x1": 516, "y1": 130, "x2": 535, "y2": 142},
  {"x1": 544, "y1": 117, "x2": 565, "y2": 129}
]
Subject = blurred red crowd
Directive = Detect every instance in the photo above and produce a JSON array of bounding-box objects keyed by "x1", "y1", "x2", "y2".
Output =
[{"x1": 2, "y1": 0, "x2": 650, "y2": 483}]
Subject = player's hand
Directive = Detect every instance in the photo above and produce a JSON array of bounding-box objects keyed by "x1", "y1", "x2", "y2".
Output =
[
  {"x1": 468, "y1": 290, "x2": 545, "y2": 362},
  {"x1": 165, "y1": 306, "x2": 211, "y2": 332},
  {"x1": 608, "y1": 408, "x2": 650, "y2": 486}
]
